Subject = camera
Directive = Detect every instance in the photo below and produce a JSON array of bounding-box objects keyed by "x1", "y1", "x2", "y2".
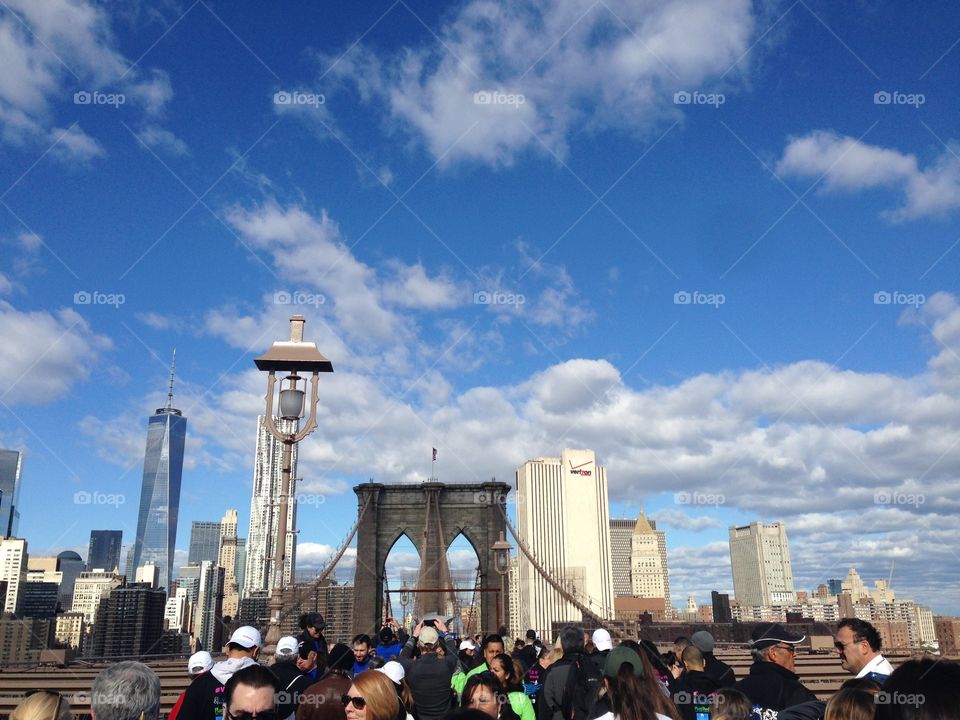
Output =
[{"x1": 423, "y1": 619, "x2": 436, "y2": 628}]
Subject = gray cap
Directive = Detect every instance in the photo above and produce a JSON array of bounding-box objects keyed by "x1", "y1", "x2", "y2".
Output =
[{"x1": 691, "y1": 630, "x2": 714, "y2": 653}]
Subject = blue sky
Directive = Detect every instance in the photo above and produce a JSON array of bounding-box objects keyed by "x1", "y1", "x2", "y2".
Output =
[{"x1": 2, "y1": 0, "x2": 960, "y2": 616}]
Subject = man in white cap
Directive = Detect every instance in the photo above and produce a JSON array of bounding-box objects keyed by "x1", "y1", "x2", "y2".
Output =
[
  {"x1": 273, "y1": 636, "x2": 315, "y2": 719},
  {"x1": 171, "y1": 626, "x2": 263, "y2": 720},
  {"x1": 188, "y1": 651, "x2": 214, "y2": 676},
  {"x1": 377, "y1": 661, "x2": 413, "y2": 720},
  {"x1": 588, "y1": 629, "x2": 613, "y2": 674},
  {"x1": 398, "y1": 619, "x2": 459, "y2": 720}
]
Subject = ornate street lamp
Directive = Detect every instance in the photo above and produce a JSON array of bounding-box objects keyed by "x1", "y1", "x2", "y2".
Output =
[
  {"x1": 492, "y1": 532, "x2": 512, "y2": 632},
  {"x1": 255, "y1": 315, "x2": 333, "y2": 647}
]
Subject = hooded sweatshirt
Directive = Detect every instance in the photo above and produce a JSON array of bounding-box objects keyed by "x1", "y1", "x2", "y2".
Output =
[{"x1": 172, "y1": 656, "x2": 259, "y2": 720}]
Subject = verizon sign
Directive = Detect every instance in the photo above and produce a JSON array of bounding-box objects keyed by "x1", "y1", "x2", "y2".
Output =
[{"x1": 569, "y1": 459, "x2": 593, "y2": 477}]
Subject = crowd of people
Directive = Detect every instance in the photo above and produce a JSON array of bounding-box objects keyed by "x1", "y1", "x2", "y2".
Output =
[{"x1": 8, "y1": 615, "x2": 959, "y2": 720}]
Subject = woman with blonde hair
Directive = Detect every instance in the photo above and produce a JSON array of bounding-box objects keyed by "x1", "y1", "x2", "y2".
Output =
[
  {"x1": 825, "y1": 688, "x2": 879, "y2": 720},
  {"x1": 11, "y1": 690, "x2": 72, "y2": 720},
  {"x1": 343, "y1": 670, "x2": 401, "y2": 720}
]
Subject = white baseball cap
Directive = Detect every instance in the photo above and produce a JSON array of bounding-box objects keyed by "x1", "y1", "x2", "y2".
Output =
[
  {"x1": 592, "y1": 629, "x2": 613, "y2": 651},
  {"x1": 188, "y1": 651, "x2": 213, "y2": 675},
  {"x1": 459, "y1": 639, "x2": 476, "y2": 651},
  {"x1": 276, "y1": 636, "x2": 300, "y2": 657},
  {"x1": 377, "y1": 661, "x2": 405, "y2": 685},
  {"x1": 229, "y1": 626, "x2": 263, "y2": 649}
]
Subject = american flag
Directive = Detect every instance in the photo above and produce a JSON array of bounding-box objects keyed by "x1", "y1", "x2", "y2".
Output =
[{"x1": 432, "y1": 447, "x2": 437, "y2": 461}]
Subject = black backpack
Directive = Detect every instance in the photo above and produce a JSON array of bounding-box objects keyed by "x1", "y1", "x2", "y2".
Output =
[{"x1": 560, "y1": 654, "x2": 603, "y2": 720}]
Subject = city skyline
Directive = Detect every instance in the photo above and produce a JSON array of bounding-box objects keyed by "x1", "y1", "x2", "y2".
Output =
[{"x1": 2, "y1": 1, "x2": 959, "y2": 615}]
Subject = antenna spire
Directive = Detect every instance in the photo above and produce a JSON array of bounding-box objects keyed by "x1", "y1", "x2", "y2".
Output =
[{"x1": 166, "y1": 349, "x2": 176, "y2": 409}]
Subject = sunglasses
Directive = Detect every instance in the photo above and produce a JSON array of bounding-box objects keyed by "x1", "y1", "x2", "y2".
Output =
[
  {"x1": 774, "y1": 644, "x2": 796, "y2": 654},
  {"x1": 342, "y1": 695, "x2": 367, "y2": 709},
  {"x1": 834, "y1": 639, "x2": 862, "y2": 650},
  {"x1": 227, "y1": 712, "x2": 277, "y2": 720}
]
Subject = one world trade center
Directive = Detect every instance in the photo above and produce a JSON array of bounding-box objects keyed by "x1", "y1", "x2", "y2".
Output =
[{"x1": 127, "y1": 353, "x2": 187, "y2": 590}]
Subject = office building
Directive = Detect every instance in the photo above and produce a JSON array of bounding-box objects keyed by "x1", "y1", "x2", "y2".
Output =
[
  {"x1": 20, "y1": 580, "x2": 60, "y2": 617},
  {"x1": 56, "y1": 550, "x2": 85, "y2": 610},
  {"x1": 87, "y1": 531, "x2": 123, "y2": 572},
  {"x1": 0, "y1": 537, "x2": 28, "y2": 613},
  {"x1": 609, "y1": 519, "x2": 634, "y2": 597},
  {"x1": 189, "y1": 521, "x2": 222, "y2": 565},
  {"x1": 712, "y1": 590, "x2": 732, "y2": 623},
  {"x1": 55, "y1": 612, "x2": 85, "y2": 649},
  {"x1": 515, "y1": 449, "x2": 615, "y2": 636},
  {"x1": 90, "y1": 583, "x2": 166, "y2": 657},
  {"x1": 71, "y1": 569, "x2": 124, "y2": 624},
  {"x1": 0, "y1": 449, "x2": 23, "y2": 538},
  {"x1": 194, "y1": 561, "x2": 225, "y2": 651},
  {"x1": 630, "y1": 513, "x2": 670, "y2": 610},
  {"x1": 244, "y1": 416, "x2": 298, "y2": 595},
  {"x1": 218, "y1": 510, "x2": 240, "y2": 618},
  {"x1": 728, "y1": 522, "x2": 796, "y2": 607},
  {"x1": 127, "y1": 356, "x2": 187, "y2": 590}
]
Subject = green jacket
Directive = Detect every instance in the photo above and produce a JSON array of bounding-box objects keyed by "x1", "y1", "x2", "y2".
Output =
[{"x1": 452, "y1": 662, "x2": 488, "y2": 697}]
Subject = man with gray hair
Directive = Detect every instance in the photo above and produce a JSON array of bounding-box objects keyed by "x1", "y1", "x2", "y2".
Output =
[{"x1": 91, "y1": 661, "x2": 161, "y2": 720}]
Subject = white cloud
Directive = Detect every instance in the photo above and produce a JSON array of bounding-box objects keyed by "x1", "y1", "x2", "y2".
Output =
[
  {"x1": 136, "y1": 124, "x2": 188, "y2": 156},
  {"x1": 382, "y1": 262, "x2": 461, "y2": 310},
  {"x1": 776, "y1": 130, "x2": 960, "y2": 221},
  {"x1": 0, "y1": 0, "x2": 172, "y2": 158},
  {"x1": 0, "y1": 273, "x2": 11, "y2": 295},
  {"x1": 0, "y1": 301, "x2": 112, "y2": 405},
  {"x1": 649, "y1": 509, "x2": 723, "y2": 531},
  {"x1": 51, "y1": 124, "x2": 105, "y2": 161},
  {"x1": 322, "y1": 0, "x2": 756, "y2": 165}
]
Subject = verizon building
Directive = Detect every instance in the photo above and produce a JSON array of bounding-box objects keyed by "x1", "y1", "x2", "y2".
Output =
[{"x1": 515, "y1": 449, "x2": 614, "y2": 637}]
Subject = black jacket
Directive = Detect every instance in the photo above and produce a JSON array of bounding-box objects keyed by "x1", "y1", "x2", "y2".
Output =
[
  {"x1": 702, "y1": 653, "x2": 735, "y2": 687},
  {"x1": 672, "y1": 671, "x2": 722, "y2": 720},
  {"x1": 272, "y1": 661, "x2": 315, "y2": 719},
  {"x1": 298, "y1": 631, "x2": 329, "y2": 680},
  {"x1": 734, "y1": 662, "x2": 818, "y2": 719},
  {"x1": 397, "y1": 635, "x2": 458, "y2": 720}
]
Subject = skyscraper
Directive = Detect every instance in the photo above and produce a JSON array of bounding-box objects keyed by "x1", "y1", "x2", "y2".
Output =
[
  {"x1": 515, "y1": 449, "x2": 615, "y2": 637},
  {"x1": 0, "y1": 537, "x2": 27, "y2": 613},
  {"x1": 608, "y1": 519, "x2": 635, "y2": 597},
  {"x1": 630, "y1": 513, "x2": 670, "y2": 610},
  {"x1": 244, "y1": 416, "x2": 298, "y2": 596},
  {"x1": 728, "y1": 521, "x2": 796, "y2": 607},
  {"x1": 87, "y1": 530, "x2": 123, "y2": 572},
  {"x1": 218, "y1": 509, "x2": 240, "y2": 618},
  {"x1": 127, "y1": 355, "x2": 187, "y2": 590},
  {"x1": 0, "y1": 449, "x2": 23, "y2": 538},
  {"x1": 189, "y1": 521, "x2": 222, "y2": 565}
]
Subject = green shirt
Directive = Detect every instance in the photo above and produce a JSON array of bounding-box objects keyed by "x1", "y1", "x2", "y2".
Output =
[
  {"x1": 452, "y1": 662, "x2": 488, "y2": 697},
  {"x1": 508, "y1": 690, "x2": 535, "y2": 720}
]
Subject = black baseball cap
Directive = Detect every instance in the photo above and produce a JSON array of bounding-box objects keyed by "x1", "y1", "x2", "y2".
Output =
[{"x1": 749, "y1": 623, "x2": 805, "y2": 650}]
